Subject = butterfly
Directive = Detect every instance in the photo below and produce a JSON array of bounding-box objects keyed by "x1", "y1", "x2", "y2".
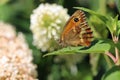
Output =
[{"x1": 59, "y1": 10, "x2": 93, "y2": 47}]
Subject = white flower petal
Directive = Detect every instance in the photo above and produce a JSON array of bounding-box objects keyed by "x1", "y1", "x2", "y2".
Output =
[
  {"x1": 0, "y1": 22, "x2": 38, "y2": 79},
  {"x1": 30, "y1": 3, "x2": 70, "y2": 51}
]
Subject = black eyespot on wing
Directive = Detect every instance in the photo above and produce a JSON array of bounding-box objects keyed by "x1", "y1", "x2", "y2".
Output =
[{"x1": 74, "y1": 18, "x2": 79, "y2": 22}]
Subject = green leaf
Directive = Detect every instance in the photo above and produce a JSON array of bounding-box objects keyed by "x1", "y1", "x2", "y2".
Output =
[
  {"x1": 102, "y1": 66, "x2": 120, "y2": 80},
  {"x1": 89, "y1": 15, "x2": 108, "y2": 38},
  {"x1": 43, "y1": 40, "x2": 112, "y2": 57},
  {"x1": 117, "y1": 20, "x2": 120, "y2": 36},
  {"x1": 105, "y1": 16, "x2": 114, "y2": 34}
]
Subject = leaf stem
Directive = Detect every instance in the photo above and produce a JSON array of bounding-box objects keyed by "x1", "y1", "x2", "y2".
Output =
[
  {"x1": 108, "y1": 34, "x2": 119, "y2": 65},
  {"x1": 115, "y1": 47, "x2": 119, "y2": 65},
  {"x1": 105, "y1": 51, "x2": 117, "y2": 63}
]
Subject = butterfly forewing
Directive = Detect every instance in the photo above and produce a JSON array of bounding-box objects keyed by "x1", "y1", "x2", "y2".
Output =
[{"x1": 59, "y1": 10, "x2": 93, "y2": 47}]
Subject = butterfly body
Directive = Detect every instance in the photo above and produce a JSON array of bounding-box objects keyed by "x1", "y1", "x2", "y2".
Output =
[{"x1": 59, "y1": 10, "x2": 93, "y2": 47}]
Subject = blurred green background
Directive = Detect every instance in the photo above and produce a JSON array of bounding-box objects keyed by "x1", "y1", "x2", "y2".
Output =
[{"x1": 0, "y1": 0, "x2": 119, "y2": 80}]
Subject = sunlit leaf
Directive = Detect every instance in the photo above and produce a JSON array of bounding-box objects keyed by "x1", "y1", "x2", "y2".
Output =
[
  {"x1": 43, "y1": 40, "x2": 112, "y2": 57},
  {"x1": 117, "y1": 20, "x2": 120, "y2": 36},
  {"x1": 102, "y1": 66, "x2": 120, "y2": 80},
  {"x1": 0, "y1": 0, "x2": 9, "y2": 5}
]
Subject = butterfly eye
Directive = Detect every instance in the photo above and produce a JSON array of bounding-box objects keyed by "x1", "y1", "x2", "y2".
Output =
[{"x1": 74, "y1": 18, "x2": 79, "y2": 22}]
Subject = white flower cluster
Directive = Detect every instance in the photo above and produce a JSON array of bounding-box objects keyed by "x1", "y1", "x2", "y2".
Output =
[
  {"x1": 0, "y1": 22, "x2": 38, "y2": 80},
  {"x1": 30, "y1": 3, "x2": 70, "y2": 51}
]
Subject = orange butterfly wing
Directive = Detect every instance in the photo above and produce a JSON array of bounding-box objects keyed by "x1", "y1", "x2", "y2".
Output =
[{"x1": 59, "y1": 10, "x2": 93, "y2": 47}]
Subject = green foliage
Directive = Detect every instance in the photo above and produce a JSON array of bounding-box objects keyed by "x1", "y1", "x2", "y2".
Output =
[
  {"x1": 0, "y1": 4, "x2": 16, "y2": 21},
  {"x1": 0, "y1": 0, "x2": 120, "y2": 80},
  {"x1": 102, "y1": 66, "x2": 120, "y2": 80},
  {"x1": 44, "y1": 7, "x2": 120, "y2": 57},
  {"x1": 0, "y1": 0, "x2": 35, "y2": 32},
  {"x1": 43, "y1": 40, "x2": 112, "y2": 57},
  {"x1": 24, "y1": 33, "x2": 41, "y2": 64},
  {"x1": 44, "y1": 6, "x2": 120, "y2": 80},
  {"x1": 117, "y1": 21, "x2": 120, "y2": 36},
  {"x1": 0, "y1": 0, "x2": 9, "y2": 5},
  {"x1": 115, "y1": 0, "x2": 120, "y2": 13}
]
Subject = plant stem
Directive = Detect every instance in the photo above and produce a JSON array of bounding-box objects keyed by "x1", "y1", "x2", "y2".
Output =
[
  {"x1": 108, "y1": 34, "x2": 119, "y2": 65},
  {"x1": 105, "y1": 51, "x2": 117, "y2": 63},
  {"x1": 115, "y1": 47, "x2": 119, "y2": 65}
]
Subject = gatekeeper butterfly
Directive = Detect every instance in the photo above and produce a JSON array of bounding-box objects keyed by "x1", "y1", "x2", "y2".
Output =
[{"x1": 59, "y1": 10, "x2": 93, "y2": 47}]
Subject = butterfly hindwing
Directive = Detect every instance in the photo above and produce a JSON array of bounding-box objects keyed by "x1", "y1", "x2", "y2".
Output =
[{"x1": 59, "y1": 10, "x2": 93, "y2": 47}]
